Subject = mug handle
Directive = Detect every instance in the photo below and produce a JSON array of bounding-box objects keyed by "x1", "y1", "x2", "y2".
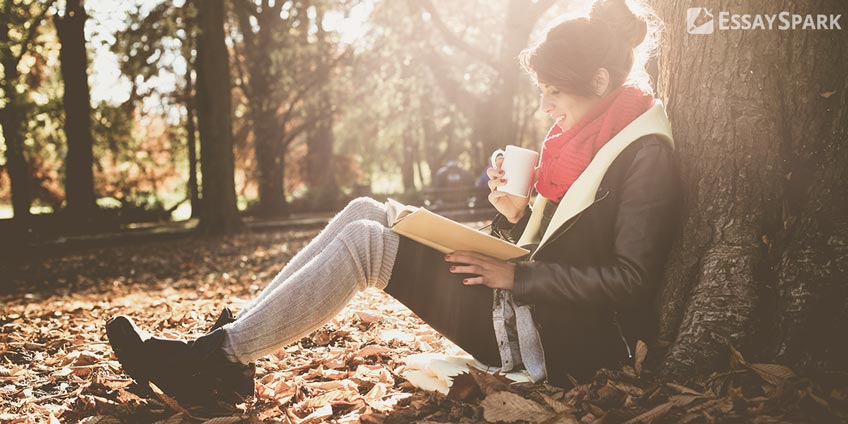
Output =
[{"x1": 490, "y1": 149, "x2": 505, "y2": 169}]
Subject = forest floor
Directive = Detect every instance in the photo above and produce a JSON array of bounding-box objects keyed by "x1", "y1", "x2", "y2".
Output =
[{"x1": 1, "y1": 226, "x2": 846, "y2": 423}]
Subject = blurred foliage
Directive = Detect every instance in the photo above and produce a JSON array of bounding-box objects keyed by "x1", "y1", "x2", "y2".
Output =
[
  {"x1": 1, "y1": 0, "x2": 63, "y2": 212},
  {"x1": 1, "y1": 0, "x2": 574, "y2": 223}
]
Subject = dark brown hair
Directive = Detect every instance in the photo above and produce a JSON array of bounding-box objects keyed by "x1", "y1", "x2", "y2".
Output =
[{"x1": 519, "y1": 0, "x2": 660, "y2": 96}]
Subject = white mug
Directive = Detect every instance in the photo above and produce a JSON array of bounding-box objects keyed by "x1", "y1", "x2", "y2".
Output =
[{"x1": 491, "y1": 145, "x2": 539, "y2": 198}]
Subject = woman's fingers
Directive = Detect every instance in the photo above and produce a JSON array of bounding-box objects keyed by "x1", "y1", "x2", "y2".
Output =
[
  {"x1": 449, "y1": 265, "x2": 483, "y2": 274},
  {"x1": 488, "y1": 177, "x2": 507, "y2": 192},
  {"x1": 486, "y1": 167, "x2": 505, "y2": 179},
  {"x1": 446, "y1": 251, "x2": 492, "y2": 266},
  {"x1": 445, "y1": 251, "x2": 515, "y2": 290},
  {"x1": 462, "y1": 277, "x2": 485, "y2": 285}
]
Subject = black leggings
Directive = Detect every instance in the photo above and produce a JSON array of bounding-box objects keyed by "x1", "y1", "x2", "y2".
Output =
[{"x1": 384, "y1": 236, "x2": 501, "y2": 367}]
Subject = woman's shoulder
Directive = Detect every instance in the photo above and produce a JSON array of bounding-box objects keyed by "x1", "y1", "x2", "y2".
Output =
[
  {"x1": 634, "y1": 133, "x2": 673, "y2": 151},
  {"x1": 605, "y1": 134, "x2": 677, "y2": 187},
  {"x1": 613, "y1": 133, "x2": 674, "y2": 167}
]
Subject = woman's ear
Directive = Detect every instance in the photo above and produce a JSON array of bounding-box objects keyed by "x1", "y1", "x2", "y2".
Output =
[{"x1": 592, "y1": 68, "x2": 610, "y2": 96}]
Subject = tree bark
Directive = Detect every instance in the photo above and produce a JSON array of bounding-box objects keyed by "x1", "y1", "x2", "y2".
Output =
[
  {"x1": 655, "y1": 0, "x2": 848, "y2": 380},
  {"x1": 185, "y1": 58, "x2": 200, "y2": 219},
  {"x1": 55, "y1": 0, "x2": 97, "y2": 221},
  {"x1": 195, "y1": 0, "x2": 241, "y2": 234},
  {"x1": 304, "y1": 10, "x2": 339, "y2": 211},
  {"x1": 181, "y1": 5, "x2": 201, "y2": 219},
  {"x1": 0, "y1": 13, "x2": 32, "y2": 222},
  {"x1": 400, "y1": 127, "x2": 417, "y2": 193},
  {"x1": 235, "y1": 2, "x2": 287, "y2": 217},
  {"x1": 305, "y1": 102, "x2": 338, "y2": 210}
]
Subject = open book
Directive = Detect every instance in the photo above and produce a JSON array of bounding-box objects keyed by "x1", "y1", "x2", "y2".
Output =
[{"x1": 386, "y1": 199, "x2": 529, "y2": 260}]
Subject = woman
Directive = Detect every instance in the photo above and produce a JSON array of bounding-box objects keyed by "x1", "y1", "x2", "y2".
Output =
[{"x1": 106, "y1": 0, "x2": 681, "y2": 407}]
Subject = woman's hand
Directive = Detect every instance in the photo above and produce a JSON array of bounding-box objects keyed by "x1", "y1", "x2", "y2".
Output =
[
  {"x1": 445, "y1": 251, "x2": 515, "y2": 290},
  {"x1": 486, "y1": 167, "x2": 537, "y2": 223}
]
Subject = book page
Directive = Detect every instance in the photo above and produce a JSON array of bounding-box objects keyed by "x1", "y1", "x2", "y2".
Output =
[
  {"x1": 391, "y1": 208, "x2": 529, "y2": 260},
  {"x1": 386, "y1": 198, "x2": 418, "y2": 226}
]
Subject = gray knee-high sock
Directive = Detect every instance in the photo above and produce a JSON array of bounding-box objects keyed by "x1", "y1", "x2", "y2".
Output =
[
  {"x1": 220, "y1": 220, "x2": 400, "y2": 364},
  {"x1": 238, "y1": 197, "x2": 388, "y2": 317}
]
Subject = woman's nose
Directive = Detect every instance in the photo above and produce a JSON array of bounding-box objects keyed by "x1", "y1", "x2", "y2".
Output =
[{"x1": 539, "y1": 95, "x2": 554, "y2": 114}]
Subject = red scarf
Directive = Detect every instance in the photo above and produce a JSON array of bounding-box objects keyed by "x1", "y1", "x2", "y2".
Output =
[{"x1": 535, "y1": 85, "x2": 654, "y2": 202}]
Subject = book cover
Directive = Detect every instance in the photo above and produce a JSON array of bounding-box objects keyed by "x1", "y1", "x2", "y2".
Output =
[{"x1": 386, "y1": 199, "x2": 529, "y2": 260}]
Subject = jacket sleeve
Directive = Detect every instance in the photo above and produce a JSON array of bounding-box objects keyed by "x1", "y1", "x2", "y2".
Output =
[
  {"x1": 512, "y1": 140, "x2": 681, "y2": 310},
  {"x1": 490, "y1": 206, "x2": 532, "y2": 243}
]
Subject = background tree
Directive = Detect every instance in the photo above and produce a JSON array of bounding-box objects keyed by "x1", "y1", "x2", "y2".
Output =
[
  {"x1": 195, "y1": 0, "x2": 241, "y2": 234},
  {"x1": 303, "y1": 3, "x2": 340, "y2": 211},
  {"x1": 231, "y1": 0, "x2": 345, "y2": 217},
  {"x1": 407, "y1": 0, "x2": 556, "y2": 165},
  {"x1": 55, "y1": 0, "x2": 96, "y2": 221},
  {"x1": 655, "y1": 1, "x2": 848, "y2": 380},
  {"x1": 0, "y1": 0, "x2": 55, "y2": 222}
]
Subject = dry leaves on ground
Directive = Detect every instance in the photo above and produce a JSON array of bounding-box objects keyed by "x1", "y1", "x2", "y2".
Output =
[{"x1": 1, "y1": 228, "x2": 846, "y2": 423}]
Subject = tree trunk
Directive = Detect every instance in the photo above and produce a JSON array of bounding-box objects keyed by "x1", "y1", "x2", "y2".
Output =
[
  {"x1": 195, "y1": 0, "x2": 241, "y2": 234},
  {"x1": 304, "y1": 11, "x2": 339, "y2": 211},
  {"x1": 400, "y1": 128, "x2": 417, "y2": 193},
  {"x1": 0, "y1": 18, "x2": 32, "y2": 222},
  {"x1": 656, "y1": 0, "x2": 848, "y2": 380},
  {"x1": 185, "y1": 62, "x2": 200, "y2": 219},
  {"x1": 252, "y1": 107, "x2": 287, "y2": 216},
  {"x1": 305, "y1": 104, "x2": 338, "y2": 210},
  {"x1": 240, "y1": 10, "x2": 287, "y2": 217},
  {"x1": 183, "y1": 29, "x2": 201, "y2": 219},
  {"x1": 55, "y1": 0, "x2": 97, "y2": 222}
]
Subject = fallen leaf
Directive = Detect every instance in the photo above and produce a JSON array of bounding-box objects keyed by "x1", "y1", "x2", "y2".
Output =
[
  {"x1": 749, "y1": 363, "x2": 795, "y2": 386},
  {"x1": 540, "y1": 392, "x2": 572, "y2": 414},
  {"x1": 729, "y1": 345, "x2": 748, "y2": 369},
  {"x1": 447, "y1": 372, "x2": 482, "y2": 402},
  {"x1": 295, "y1": 403, "x2": 333, "y2": 424},
  {"x1": 201, "y1": 417, "x2": 245, "y2": 424},
  {"x1": 355, "y1": 345, "x2": 391, "y2": 358},
  {"x1": 622, "y1": 401, "x2": 673, "y2": 424},
  {"x1": 469, "y1": 367, "x2": 512, "y2": 396},
  {"x1": 634, "y1": 340, "x2": 647, "y2": 376},
  {"x1": 77, "y1": 417, "x2": 122, "y2": 424},
  {"x1": 355, "y1": 311, "x2": 381, "y2": 324},
  {"x1": 665, "y1": 383, "x2": 704, "y2": 396},
  {"x1": 480, "y1": 391, "x2": 556, "y2": 423},
  {"x1": 148, "y1": 383, "x2": 198, "y2": 420}
]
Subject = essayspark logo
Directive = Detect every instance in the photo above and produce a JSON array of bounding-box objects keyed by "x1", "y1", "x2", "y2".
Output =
[
  {"x1": 687, "y1": 8, "x2": 715, "y2": 34},
  {"x1": 687, "y1": 8, "x2": 842, "y2": 34}
]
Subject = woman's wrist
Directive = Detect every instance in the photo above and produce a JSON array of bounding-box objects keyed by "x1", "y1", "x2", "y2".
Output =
[{"x1": 507, "y1": 208, "x2": 526, "y2": 224}]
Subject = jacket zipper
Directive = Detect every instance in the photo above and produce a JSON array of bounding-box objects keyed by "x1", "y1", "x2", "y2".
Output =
[
  {"x1": 530, "y1": 187, "x2": 611, "y2": 261},
  {"x1": 612, "y1": 311, "x2": 633, "y2": 359}
]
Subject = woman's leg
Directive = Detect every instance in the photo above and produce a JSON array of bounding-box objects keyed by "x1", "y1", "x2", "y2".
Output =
[
  {"x1": 384, "y1": 237, "x2": 502, "y2": 366},
  {"x1": 238, "y1": 197, "x2": 388, "y2": 317},
  {"x1": 220, "y1": 219, "x2": 400, "y2": 364}
]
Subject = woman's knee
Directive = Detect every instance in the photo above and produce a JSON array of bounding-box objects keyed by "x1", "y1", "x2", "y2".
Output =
[
  {"x1": 337, "y1": 219, "x2": 386, "y2": 245},
  {"x1": 337, "y1": 220, "x2": 398, "y2": 290},
  {"x1": 342, "y1": 197, "x2": 386, "y2": 222}
]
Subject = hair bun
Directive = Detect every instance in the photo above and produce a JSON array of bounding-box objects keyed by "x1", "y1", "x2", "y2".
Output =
[{"x1": 589, "y1": 0, "x2": 648, "y2": 49}]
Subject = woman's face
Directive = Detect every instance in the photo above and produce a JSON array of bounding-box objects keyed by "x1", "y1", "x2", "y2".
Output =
[{"x1": 539, "y1": 83, "x2": 602, "y2": 131}]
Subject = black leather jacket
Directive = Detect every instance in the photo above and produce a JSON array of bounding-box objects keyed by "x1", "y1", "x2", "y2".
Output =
[{"x1": 491, "y1": 135, "x2": 682, "y2": 384}]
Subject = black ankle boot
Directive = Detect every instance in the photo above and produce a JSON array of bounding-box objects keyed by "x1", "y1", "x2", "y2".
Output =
[
  {"x1": 105, "y1": 315, "x2": 255, "y2": 407},
  {"x1": 208, "y1": 307, "x2": 237, "y2": 332}
]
